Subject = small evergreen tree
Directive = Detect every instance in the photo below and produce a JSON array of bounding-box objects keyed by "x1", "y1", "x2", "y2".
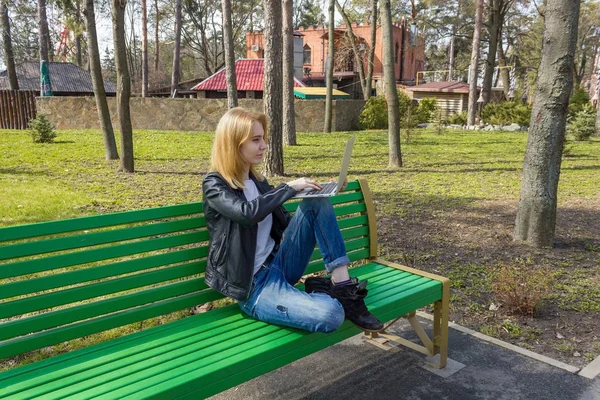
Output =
[
  {"x1": 28, "y1": 114, "x2": 57, "y2": 143},
  {"x1": 567, "y1": 105, "x2": 595, "y2": 141}
]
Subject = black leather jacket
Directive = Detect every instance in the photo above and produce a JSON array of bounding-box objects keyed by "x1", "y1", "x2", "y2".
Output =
[{"x1": 202, "y1": 172, "x2": 297, "y2": 300}]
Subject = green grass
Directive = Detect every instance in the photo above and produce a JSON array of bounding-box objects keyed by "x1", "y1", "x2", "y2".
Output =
[
  {"x1": 1, "y1": 127, "x2": 599, "y2": 369},
  {"x1": 1, "y1": 128, "x2": 599, "y2": 226}
]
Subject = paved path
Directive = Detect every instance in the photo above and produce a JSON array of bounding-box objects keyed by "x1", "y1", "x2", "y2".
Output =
[{"x1": 210, "y1": 317, "x2": 600, "y2": 400}]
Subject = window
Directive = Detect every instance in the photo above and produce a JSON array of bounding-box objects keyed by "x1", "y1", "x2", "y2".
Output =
[
  {"x1": 395, "y1": 42, "x2": 399, "y2": 64},
  {"x1": 303, "y1": 44, "x2": 312, "y2": 65}
]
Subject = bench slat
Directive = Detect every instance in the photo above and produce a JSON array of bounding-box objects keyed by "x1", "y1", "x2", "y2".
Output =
[
  {"x1": 0, "y1": 264, "x2": 396, "y2": 387},
  {"x1": 67, "y1": 272, "x2": 441, "y2": 399},
  {"x1": 193, "y1": 292, "x2": 443, "y2": 400},
  {"x1": 337, "y1": 214, "x2": 368, "y2": 229},
  {"x1": 1, "y1": 264, "x2": 407, "y2": 398},
  {"x1": 0, "y1": 262, "x2": 203, "y2": 319},
  {"x1": 0, "y1": 263, "x2": 443, "y2": 399},
  {"x1": 0, "y1": 289, "x2": 224, "y2": 360},
  {"x1": 0, "y1": 233, "x2": 368, "y2": 308},
  {"x1": 2, "y1": 316, "x2": 267, "y2": 399},
  {"x1": 130, "y1": 284, "x2": 443, "y2": 400},
  {"x1": 0, "y1": 248, "x2": 201, "y2": 300},
  {"x1": 0, "y1": 217, "x2": 204, "y2": 261},
  {"x1": 0, "y1": 231, "x2": 209, "y2": 280},
  {"x1": 0, "y1": 203, "x2": 204, "y2": 243},
  {"x1": 0, "y1": 306, "x2": 242, "y2": 383},
  {"x1": 0, "y1": 279, "x2": 207, "y2": 341}
]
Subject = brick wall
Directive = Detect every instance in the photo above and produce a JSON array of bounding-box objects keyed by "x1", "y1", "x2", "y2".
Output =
[{"x1": 36, "y1": 97, "x2": 366, "y2": 132}]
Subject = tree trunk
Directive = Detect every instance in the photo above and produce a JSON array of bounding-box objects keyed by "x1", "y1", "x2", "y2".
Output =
[
  {"x1": 1, "y1": 1, "x2": 18, "y2": 90},
  {"x1": 38, "y1": 0, "x2": 49, "y2": 61},
  {"x1": 84, "y1": 0, "x2": 118, "y2": 160},
  {"x1": 282, "y1": 0, "x2": 296, "y2": 145},
  {"x1": 75, "y1": 2, "x2": 82, "y2": 67},
  {"x1": 75, "y1": 35, "x2": 82, "y2": 66},
  {"x1": 154, "y1": 0, "x2": 159, "y2": 72},
  {"x1": 448, "y1": 32, "x2": 455, "y2": 81},
  {"x1": 222, "y1": 0, "x2": 238, "y2": 108},
  {"x1": 497, "y1": 34, "x2": 510, "y2": 98},
  {"x1": 262, "y1": 0, "x2": 284, "y2": 176},
  {"x1": 481, "y1": 0, "x2": 502, "y2": 105},
  {"x1": 381, "y1": 0, "x2": 401, "y2": 168},
  {"x1": 596, "y1": 95, "x2": 600, "y2": 137},
  {"x1": 467, "y1": 0, "x2": 483, "y2": 126},
  {"x1": 141, "y1": 0, "x2": 148, "y2": 97},
  {"x1": 365, "y1": 0, "x2": 377, "y2": 99},
  {"x1": 335, "y1": 1, "x2": 367, "y2": 99},
  {"x1": 513, "y1": 0, "x2": 580, "y2": 247},
  {"x1": 112, "y1": 0, "x2": 134, "y2": 173},
  {"x1": 324, "y1": 0, "x2": 334, "y2": 133},
  {"x1": 171, "y1": 0, "x2": 182, "y2": 96}
]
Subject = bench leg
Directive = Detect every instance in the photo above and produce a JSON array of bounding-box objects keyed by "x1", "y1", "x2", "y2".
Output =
[
  {"x1": 362, "y1": 309, "x2": 448, "y2": 369},
  {"x1": 432, "y1": 300, "x2": 449, "y2": 368}
]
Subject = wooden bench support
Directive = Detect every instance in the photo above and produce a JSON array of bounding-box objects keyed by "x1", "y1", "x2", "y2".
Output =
[{"x1": 361, "y1": 258, "x2": 449, "y2": 369}]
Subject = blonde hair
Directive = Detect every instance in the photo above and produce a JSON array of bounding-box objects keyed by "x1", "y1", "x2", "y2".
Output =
[{"x1": 210, "y1": 107, "x2": 268, "y2": 189}]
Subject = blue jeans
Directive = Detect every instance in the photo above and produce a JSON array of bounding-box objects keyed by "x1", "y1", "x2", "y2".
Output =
[{"x1": 238, "y1": 198, "x2": 350, "y2": 333}]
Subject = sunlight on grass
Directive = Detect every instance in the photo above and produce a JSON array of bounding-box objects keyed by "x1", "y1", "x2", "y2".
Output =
[{"x1": 1, "y1": 128, "x2": 599, "y2": 226}]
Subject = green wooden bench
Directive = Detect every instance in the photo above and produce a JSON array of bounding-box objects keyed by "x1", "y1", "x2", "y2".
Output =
[{"x1": 0, "y1": 179, "x2": 449, "y2": 399}]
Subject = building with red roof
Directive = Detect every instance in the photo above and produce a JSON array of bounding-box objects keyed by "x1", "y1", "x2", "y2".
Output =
[{"x1": 192, "y1": 59, "x2": 305, "y2": 99}]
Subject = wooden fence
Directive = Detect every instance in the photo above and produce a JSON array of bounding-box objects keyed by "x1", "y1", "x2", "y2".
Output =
[{"x1": 0, "y1": 90, "x2": 37, "y2": 129}]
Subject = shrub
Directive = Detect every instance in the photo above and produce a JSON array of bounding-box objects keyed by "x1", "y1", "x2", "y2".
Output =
[
  {"x1": 568, "y1": 86, "x2": 590, "y2": 118},
  {"x1": 481, "y1": 101, "x2": 532, "y2": 126},
  {"x1": 492, "y1": 263, "x2": 553, "y2": 316},
  {"x1": 28, "y1": 114, "x2": 57, "y2": 143},
  {"x1": 447, "y1": 111, "x2": 467, "y2": 126},
  {"x1": 567, "y1": 105, "x2": 596, "y2": 141},
  {"x1": 359, "y1": 93, "x2": 438, "y2": 131},
  {"x1": 359, "y1": 95, "x2": 388, "y2": 129},
  {"x1": 414, "y1": 97, "x2": 437, "y2": 125},
  {"x1": 431, "y1": 106, "x2": 446, "y2": 135}
]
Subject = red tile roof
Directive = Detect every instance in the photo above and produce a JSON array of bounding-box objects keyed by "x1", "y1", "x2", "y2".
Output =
[
  {"x1": 192, "y1": 59, "x2": 305, "y2": 92},
  {"x1": 400, "y1": 81, "x2": 473, "y2": 94}
]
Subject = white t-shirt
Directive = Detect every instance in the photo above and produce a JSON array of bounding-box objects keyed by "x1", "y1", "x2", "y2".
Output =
[{"x1": 243, "y1": 179, "x2": 276, "y2": 275}]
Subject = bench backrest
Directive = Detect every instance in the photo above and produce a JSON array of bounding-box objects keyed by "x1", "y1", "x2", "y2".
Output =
[{"x1": 0, "y1": 180, "x2": 377, "y2": 361}]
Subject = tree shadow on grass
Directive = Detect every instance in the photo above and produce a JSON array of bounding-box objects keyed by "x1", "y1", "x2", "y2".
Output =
[
  {"x1": 53, "y1": 140, "x2": 75, "y2": 144},
  {"x1": 135, "y1": 170, "x2": 205, "y2": 176},
  {"x1": 0, "y1": 168, "x2": 47, "y2": 176}
]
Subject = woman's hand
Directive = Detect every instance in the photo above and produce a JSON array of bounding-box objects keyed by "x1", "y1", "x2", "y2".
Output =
[{"x1": 286, "y1": 177, "x2": 322, "y2": 192}]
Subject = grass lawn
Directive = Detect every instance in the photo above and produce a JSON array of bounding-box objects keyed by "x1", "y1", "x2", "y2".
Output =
[{"x1": 1, "y1": 128, "x2": 599, "y2": 369}]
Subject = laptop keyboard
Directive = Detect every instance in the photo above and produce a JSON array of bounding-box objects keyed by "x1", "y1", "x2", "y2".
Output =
[{"x1": 311, "y1": 182, "x2": 337, "y2": 195}]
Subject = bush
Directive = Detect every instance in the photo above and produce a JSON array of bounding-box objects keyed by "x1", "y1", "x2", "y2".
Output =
[
  {"x1": 359, "y1": 95, "x2": 388, "y2": 129},
  {"x1": 28, "y1": 114, "x2": 57, "y2": 143},
  {"x1": 359, "y1": 93, "x2": 438, "y2": 130},
  {"x1": 567, "y1": 105, "x2": 596, "y2": 141},
  {"x1": 447, "y1": 111, "x2": 467, "y2": 126},
  {"x1": 481, "y1": 101, "x2": 532, "y2": 126},
  {"x1": 414, "y1": 97, "x2": 437, "y2": 125},
  {"x1": 492, "y1": 263, "x2": 553, "y2": 316},
  {"x1": 431, "y1": 106, "x2": 446, "y2": 135},
  {"x1": 568, "y1": 86, "x2": 590, "y2": 118}
]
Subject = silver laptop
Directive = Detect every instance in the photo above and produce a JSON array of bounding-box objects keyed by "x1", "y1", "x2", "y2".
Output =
[{"x1": 294, "y1": 136, "x2": 355, "y2": 198}]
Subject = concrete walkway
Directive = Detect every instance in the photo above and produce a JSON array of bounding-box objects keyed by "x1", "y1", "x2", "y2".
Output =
[{"x1": 210, "y1": 316, "x2": 600, "y2": 400}]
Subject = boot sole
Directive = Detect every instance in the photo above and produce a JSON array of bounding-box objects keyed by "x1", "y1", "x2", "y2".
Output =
[{"x1": 350, "y1": 322, "x2": 384, "y2": 333}]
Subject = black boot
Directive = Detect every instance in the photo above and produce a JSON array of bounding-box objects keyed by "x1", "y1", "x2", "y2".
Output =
[
  {"x1": 329, "y1": 279, "x2": 384, "y2": 332},
  {"x1": 305, "y1": 277, "x2": 332, "y2": 294}
]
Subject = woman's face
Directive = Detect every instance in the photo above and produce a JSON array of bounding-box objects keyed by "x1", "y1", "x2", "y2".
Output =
[{"x1": 239, "y1": 121, "x2": 267, "y2": 168}]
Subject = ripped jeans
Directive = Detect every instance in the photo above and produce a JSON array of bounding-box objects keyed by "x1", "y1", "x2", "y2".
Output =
[{"x1": 238, "y1": 198, "x2": 349, "y2": 333}]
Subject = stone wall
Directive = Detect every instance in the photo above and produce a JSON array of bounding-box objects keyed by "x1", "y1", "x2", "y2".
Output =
[{"x1": 36, "y1": 97, "x2": 366, "y2": 132}]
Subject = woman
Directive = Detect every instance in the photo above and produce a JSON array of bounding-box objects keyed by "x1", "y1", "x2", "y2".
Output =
[{"x1": 202, "y1": 107, "x2": 382, "y2": 333}]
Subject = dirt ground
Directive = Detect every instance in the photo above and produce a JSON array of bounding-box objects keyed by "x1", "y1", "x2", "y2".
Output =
[{"x1": 375, "y1": 197, "x2": 600, "y2": 369}]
